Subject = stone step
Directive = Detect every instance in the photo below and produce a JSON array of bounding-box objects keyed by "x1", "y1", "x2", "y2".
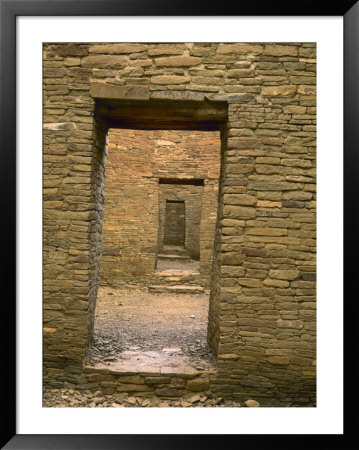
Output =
[
  {"x1": 148, "y1": 284, "x2": 204, "y2": 294},
  {"x1": 154, "y1": 269, "x2": 201, "y2": 286},
  {"x1": 157, "y1": 254, "x2": 191, "y2": 261},
  {"x1": 161, "y1": 245, "x2": 190, "y2": 256},
  {"x1": 156, "y1": 269, "x2": 200, "y2": 277}
]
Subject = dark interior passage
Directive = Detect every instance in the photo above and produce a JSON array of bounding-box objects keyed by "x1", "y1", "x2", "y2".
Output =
[{"x1": 164, "y1": 200, "x2": 185, "y2": 247}]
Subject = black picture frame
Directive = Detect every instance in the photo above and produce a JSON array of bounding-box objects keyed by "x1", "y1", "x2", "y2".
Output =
[{"x1": 1, "y1": 0, "x2": 356, "y2": 448}]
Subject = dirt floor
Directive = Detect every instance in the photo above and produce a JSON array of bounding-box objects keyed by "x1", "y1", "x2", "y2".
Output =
[
  {"x1": 156, "y1": 258, "x2": 200, "y2": 271},
  {"x1": 86, "y1": 286, "x2": 215, "y2": 373}
]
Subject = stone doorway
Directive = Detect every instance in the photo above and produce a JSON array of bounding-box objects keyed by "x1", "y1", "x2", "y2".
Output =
[{"x1": 87, "y1": 106, "x2": 225, "y2": 379}]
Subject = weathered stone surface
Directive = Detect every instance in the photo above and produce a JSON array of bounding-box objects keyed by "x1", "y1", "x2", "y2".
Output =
[
  {"x1": 301, "y1": 272, "x2": 316, "y2": 281},
  {"x1": 82, "y1": 55, "x2": 128, "y2": 68},
  {"x1": 257, "y1": 200, "x2": 282, "y2": 208},
  {"x1": 223, "y1": 194, "x2": 256, "y2": 206},
  {"x1": 263, "y1": 278, "x2": 289, "y2": 288},
  {"x1": 43, "y1": 327, "x2": 57, "y2": 334},
  {"x1": 144, "y1": 377, "x2": 171, "y2": 385},
  {"x1": 298, "y1": 85, "x2": 316, "y2": 95},
  {"x1": 250, "y1": 182, "x2": 301, "y2": 191},
  {"x1": 217, "y1": 43, "x2": 263, "y2": 54},
  {"x1": 90, "y1": 44, "x2": 147, "y2": 54},
  {"x1": 116, "y1": 375, "x2": 144, "y2": 384},
  {"x1": 268, "y1": 356, "x2": 290, "y2": 365},
  {"x1": 116, "y1": 384, "x2": 153, "y2": 392},
  {"x1": 276, "y1": 319, "x2": 304, "y2": 329},
  {"x1": 228, "y1": 137, "x2": 261, "y2": 149},
  {"x1": 43, "y1": 122, "x2": 76, "y2": 131},
  {"x1": 247, "y1": 228, "x2": 287, "y2": 236},
  {"x1": 148, "y1": 44, "x2": 185, "y2": 56},
  {"x1": 228, "y1": 69, "x2": 254, "y2": 78},
  {"x1": 261, "y1": 85, "x2": 297, "y2": 97},
  {"x1": 156, "y1": 387, "x2": 184, "y2": 397},
  {"x1": 186, "y1": 378, "x2": 210, "y2": 392},
  {"x1": 221, "y1": 253, "x2": 246, "y2": 265},
  {"x1": 223, "y1": 205, "x2": 256, "y2": 218},
  {"x1": 299, "y1": 47, "x2": 316, "y2": 58},
  {"x1": 90, "y1": 82, "x2": 150, "y2": 100},
  {"x1": 282, "y1": 200, "x2": 305, "y2": 208},
  {"x1": 150, "y1": 90, "x2": 204, "y2": 101},
  {"x1": 255, "y1": 165, "x2": 281, "y2": 175},
  {"x1": 101, "y1": 248, "x2": 120, "y2": 256},
  {"x1": 264, "y1": 44, "x2": 298, "y2": 56},
  {"x1": 155, "y1": 56, "x2": 201, "y2": 67},
  {"x1": 269, "y1": 269, "x2": 300, "y2": 280},
  {"x1": 52, "y1": 44, "x2": 89, "y2": 56},
  {"x1": 241, "y1": 247, "x2": 266, "y2": 257},
  {"x1": 43, "y1": 68, "x2": 67, "y2": 78},
  {"x1": 151, "y1": 75, "x2": 190, "y2": 85},
  {"x1": 283, "y1": 105, "x2": 307, "y2": 114},
  {"x1": 244, "y1": 399, "x2": 260, "y2": 407}
]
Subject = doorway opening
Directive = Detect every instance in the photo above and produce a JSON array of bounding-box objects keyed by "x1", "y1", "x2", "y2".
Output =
[
  {"x1": 155, "y1": 178, "x2": 205, "y2": 282},
  {"x1": 86, "y1": 99, "x2": 227, "y2": 375}
]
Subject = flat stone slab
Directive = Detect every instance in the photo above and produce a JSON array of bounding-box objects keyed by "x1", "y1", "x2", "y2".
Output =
[
  {"x1": 156, "y1": 258, "x2": 200, "y2": 272},
  {"x1": 155, "y1": 269, "x2": 199, "y2": 277},
  {"x1": 162, "y1": 348, "x2": 182, "y2": 353},
  {"x1": 148, "y1": 284, "x2": 204, "y2": 294},
  {"x1": 157, "y1": 254, "x2": 191, "y2": 260},
  {"x1": 86, "y1": 349, "x2": 213, "y2": 375}
]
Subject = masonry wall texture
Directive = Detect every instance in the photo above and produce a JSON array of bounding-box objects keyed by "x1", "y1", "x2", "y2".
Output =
[
  {"x1": 99, "y1": 128, "x2": 220, "y2": 287},
  {"x1": 43, "y1": 42, "x2": 316, "y2": 406}
]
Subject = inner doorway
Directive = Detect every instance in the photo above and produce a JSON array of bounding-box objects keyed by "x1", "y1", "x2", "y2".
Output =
[{"x1": 164, "y1": 200, "x2": 185, "y2": 247}]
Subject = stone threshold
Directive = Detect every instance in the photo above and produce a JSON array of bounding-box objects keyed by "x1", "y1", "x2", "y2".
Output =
[
  {"x1": 157, "y1": 253, "x2": 191, "y2": 261},
  {"x1": 148, "y1": 284, "x2": 204, "y2": 294},
  {"x1": 155, "y1": 269, "x2": 200, "y2": 276},
  {"x1": 83, "y1": 363, "x2": 216, "y2": 398}
]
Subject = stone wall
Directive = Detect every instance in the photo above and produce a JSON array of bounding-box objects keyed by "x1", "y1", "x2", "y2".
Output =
[
  {"x1": 99, "y1": 128, "x2": 220, "y2": 287},
  {"x1": 43, "y1": 42, "x2": 316, "y2": 405},
  {"x1": 82, "y1": 366, "x2": 215, "y2": 400}
]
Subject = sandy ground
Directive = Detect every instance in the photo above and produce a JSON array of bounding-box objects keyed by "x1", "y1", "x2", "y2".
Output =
[{"x1": 156, "y1": 258, "x2": 200, "y2": 271}]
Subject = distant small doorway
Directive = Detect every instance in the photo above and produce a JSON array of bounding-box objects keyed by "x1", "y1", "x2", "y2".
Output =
[{"x1": 164, "y1": 200, "x2": 185, "y2": 247}]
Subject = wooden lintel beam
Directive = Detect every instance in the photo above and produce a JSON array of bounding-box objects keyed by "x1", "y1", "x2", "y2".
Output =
[{"x1": 94, "y1": 98, "x2": 227, "y2": 130}]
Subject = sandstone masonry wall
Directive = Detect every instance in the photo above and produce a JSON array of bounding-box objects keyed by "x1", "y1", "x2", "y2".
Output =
[{"x1": 43, "y1": 42, "x2": 316, "y2": 405}]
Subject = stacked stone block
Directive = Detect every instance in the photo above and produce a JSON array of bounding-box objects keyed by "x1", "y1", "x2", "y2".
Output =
[{"x1": 43, "y1": 42, "x2": 316, "y2": 405}]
